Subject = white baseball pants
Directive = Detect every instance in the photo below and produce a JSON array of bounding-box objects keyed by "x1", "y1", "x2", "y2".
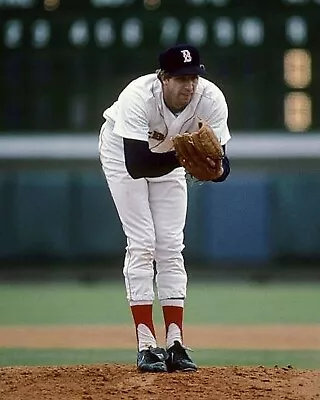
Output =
[
  {"x1": 104, "y1": 169, "x2": 188, "y2": 302},
  {"x1": 99, "y1": 120, "x2": 188, "y2": 302}
]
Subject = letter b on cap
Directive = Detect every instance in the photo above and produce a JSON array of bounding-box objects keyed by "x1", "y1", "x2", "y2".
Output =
[{"x1": 181, "y1": 49, "x2": 192, "y2": 63}]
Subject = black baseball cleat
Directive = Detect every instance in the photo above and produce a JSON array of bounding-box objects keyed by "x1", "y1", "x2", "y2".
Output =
[
  {"x1": 137, "y1": 346, "x2": 169, "y2": 372},
  {"x1": 166, "y1": 341, "x2": 198, "y2": 372}
]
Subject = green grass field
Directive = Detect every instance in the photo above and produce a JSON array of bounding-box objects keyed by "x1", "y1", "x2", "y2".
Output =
[{"x1": 0, "y1": 281, "x2": 319, "y2": 369}]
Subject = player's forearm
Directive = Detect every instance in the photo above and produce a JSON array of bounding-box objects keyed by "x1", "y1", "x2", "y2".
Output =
[{"x1": 123, "y1": 138, "x2": 181, "y2": 179}]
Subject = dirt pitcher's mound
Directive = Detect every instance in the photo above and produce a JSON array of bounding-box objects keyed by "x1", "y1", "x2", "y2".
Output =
[{"x1": 0, "y1": 364, "x2": 320, "y2": 400}]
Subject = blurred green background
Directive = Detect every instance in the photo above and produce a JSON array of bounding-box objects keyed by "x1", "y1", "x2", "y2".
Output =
[
  {"x1": 0, "y1": 281, "x2": 319, "y2": 369},
  {"x1": 1, "y1": 0, "x2": 320, "y2": 132}
]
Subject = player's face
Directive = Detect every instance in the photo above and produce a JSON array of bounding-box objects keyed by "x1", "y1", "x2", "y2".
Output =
[{"x1": 163, "y1": 75, "x2": 199, "y2": 111}]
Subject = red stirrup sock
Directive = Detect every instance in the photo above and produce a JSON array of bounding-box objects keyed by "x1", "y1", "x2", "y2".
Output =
[
  {"x1": 130, "y1": 304, "x2": 157, "y2": 351},
  {"x1": 162, "y1": 305, "x2": 184, "y2": 349}
]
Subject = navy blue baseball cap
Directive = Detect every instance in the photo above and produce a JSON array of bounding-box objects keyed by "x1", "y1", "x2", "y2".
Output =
[{"x1": 158, "y1": 44, "x2": 206, "y2": 76}]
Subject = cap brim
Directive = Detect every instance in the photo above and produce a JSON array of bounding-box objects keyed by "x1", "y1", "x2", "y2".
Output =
[{"x1": 169, "y1": 65, "x2": 207, "y2": 77}]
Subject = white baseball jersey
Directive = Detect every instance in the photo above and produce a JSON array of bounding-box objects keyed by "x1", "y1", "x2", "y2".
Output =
[{"x1": 99, "y1": 73, "x2": 231, "y2": 170}]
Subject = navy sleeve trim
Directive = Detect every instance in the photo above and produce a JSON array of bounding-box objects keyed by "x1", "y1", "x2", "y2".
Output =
[{"x1": 211, "y1": 145, "x2": 231, "y2": 183}]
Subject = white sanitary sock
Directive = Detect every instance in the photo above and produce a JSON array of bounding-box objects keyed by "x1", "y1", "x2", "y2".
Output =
[
  {"x1": 166, "y1": 322, "x2": 182, "y2": 349},
  {"x1": 137, "y1": 323, "x2": 157, "y2": 351}
]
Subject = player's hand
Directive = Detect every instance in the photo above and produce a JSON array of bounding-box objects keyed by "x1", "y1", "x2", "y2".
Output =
[{"x1": 206, "y1": 157, "x2": 224, "y2": 177}]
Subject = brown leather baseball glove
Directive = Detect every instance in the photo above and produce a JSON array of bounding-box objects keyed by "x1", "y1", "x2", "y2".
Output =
[{"x1": 172, "y1": 121, "x2": 224, "y2": 181}]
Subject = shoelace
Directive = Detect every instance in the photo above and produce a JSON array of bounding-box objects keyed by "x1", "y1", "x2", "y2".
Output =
[
  {"x1": 171, "y1": 342, "x2": 194, "y2": 353},
  {"x1": 169, "y1": 343, "x2": 194, "y2": 362},
  {"x1": 147, "y1": 346, "x2": 168, "y2": 360},
  {"x1": 181, "y1": 344, "x2": 193, "y2": 352}
]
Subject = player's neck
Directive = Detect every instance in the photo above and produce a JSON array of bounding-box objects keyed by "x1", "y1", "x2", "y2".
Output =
[{"x1": 163, "y1": 96, "x2": 186, "y2": 115}]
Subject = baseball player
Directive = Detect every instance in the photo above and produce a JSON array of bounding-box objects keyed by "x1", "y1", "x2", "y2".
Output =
[{"x1": 99, "y1": 44, "x2": 231, "y2": 373}]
